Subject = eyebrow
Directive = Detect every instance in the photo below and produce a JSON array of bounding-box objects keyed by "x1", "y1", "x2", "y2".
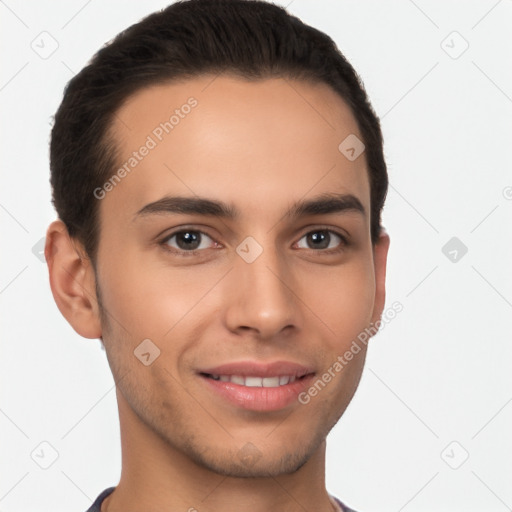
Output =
[{"x1": 134, "y1": 193, "x2": 365, "y2": 221}]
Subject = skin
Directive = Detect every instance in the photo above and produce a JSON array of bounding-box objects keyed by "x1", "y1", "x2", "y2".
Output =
[{"x1": 46, "y1": 75, "x2": 389, "y2": 512}]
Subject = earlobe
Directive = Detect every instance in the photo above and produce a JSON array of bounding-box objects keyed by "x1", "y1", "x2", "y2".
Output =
[
  {"x1": 45, "y1": 220, "x2": 102, "y2": 339},
  {"x1": 371, "y1": 230, "x2": 390, "y2": 325}
]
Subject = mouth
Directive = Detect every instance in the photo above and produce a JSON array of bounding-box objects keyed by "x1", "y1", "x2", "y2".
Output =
[
  {"x1": 197, "y1": 361, "x2": 315, "y2": 412},
  {"x1": 201, "y1": 373, "x2": 307, "y2": 387}
]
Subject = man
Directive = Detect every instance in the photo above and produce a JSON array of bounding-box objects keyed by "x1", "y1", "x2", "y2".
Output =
[{"x1": 45, "y1": 1, "x2": 389, "y2": 510}]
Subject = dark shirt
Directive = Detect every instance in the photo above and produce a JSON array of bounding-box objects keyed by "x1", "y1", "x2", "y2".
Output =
[{"x1": 85, "y1": 487, "x2": 359, "y2": 512}]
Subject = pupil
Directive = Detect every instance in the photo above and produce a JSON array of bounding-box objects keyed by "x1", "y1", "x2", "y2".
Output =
[
  {"x1": 308, "y1": 231, "x2": 329, "y2": 249},
  {"x1": 177, "y1": 231, "x2": 200, "y2": 250}
]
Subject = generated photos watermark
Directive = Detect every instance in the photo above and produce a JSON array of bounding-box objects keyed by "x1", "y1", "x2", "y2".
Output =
[
  {"x1": 93, "y1": 97, "x2": 198, "y2": 200},
  {"x1": 298, "y1": 301, "x2": 404, "y2": 405}
]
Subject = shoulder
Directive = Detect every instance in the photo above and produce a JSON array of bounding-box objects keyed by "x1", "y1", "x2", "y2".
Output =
[
  {"x1": 85, "y1": 489, "x2": 358, "y2": 512},
  {"x1": 84, "y1": 487, "x2": 116, "y2": 512},
  {"x1": 332, "y1": 495, "x2": 361, "y2": 512}
]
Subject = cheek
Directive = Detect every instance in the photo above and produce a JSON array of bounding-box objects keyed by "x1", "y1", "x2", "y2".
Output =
[
  {"x1": 97, "y1": 240, "x2": 375, "y2": 354},
  {"x1": 96, "y1": 249, "x2": 226, "y2": 366},
  {"x1": 302, "y1": 259, "x2": 376, "y2": 347}
]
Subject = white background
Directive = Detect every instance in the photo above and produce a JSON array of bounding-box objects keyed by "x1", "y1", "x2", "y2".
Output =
[{"x1": 1, "y1": 1, "x2": 511, "y2": 511}]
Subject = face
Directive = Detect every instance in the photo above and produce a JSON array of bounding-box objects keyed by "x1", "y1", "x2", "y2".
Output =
[{"x1": 91, "y1": 75, "x2": 388, "y2": 477}]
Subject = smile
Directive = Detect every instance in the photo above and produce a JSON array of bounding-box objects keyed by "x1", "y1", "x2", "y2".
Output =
[{"x1": 203, "y1": 374, "x2": 299, "y2": 387}]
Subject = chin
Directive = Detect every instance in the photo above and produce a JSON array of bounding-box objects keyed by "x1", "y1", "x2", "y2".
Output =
[
  {"x1": 191, "y1": 449, "x2": 311, "y2": 478},
  {"x1": 180, "y1": 430, "x2": 326, "y2": 478}
]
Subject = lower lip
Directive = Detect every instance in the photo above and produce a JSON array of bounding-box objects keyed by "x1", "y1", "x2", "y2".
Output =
[{"x1": 200, "y1": 374, "x2": 315, "y2": 412}]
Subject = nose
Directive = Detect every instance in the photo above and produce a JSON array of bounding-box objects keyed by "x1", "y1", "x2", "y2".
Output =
[{"x1": 223, "y1": 244, "x2": 301, "y2": 340}]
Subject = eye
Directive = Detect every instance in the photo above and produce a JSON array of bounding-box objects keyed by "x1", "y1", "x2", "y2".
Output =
[
  {"x1": 296, "y1": 229, "x2": 347, "y2": 252},
  {"x1": 161, "y1": 229, "x2": 217, "y2": 253}
]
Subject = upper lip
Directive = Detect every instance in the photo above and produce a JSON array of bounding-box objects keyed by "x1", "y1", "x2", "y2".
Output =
[{"x1": 198, "y1": 360, "x2": 315, "y2": 378}]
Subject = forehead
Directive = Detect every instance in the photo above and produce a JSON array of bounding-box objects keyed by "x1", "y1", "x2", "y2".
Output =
[{"x1": 103, "y1": 74, "x2": 370, "y2": 222}]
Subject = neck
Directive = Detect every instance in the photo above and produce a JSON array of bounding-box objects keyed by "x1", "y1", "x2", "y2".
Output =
[{"x1": 103, "y1": 389, "x2": 336, "y2": 512}]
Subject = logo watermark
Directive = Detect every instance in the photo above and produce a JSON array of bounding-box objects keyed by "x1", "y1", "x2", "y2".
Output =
[
  {"x1": 298, "y1": 301, "x2": 403, "y2": 405},
  {"x1": 93, "y1": 97, "x2": 198, "y2": 200}
]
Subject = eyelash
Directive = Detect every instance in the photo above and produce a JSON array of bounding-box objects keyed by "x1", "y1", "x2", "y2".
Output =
[{"x1": 158, "y1": 227, "x2": 349, "y2": 257}]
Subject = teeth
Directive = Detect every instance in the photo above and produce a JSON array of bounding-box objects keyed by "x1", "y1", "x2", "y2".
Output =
[
  {"x1": 231, "y1": 375, "x2": 245, "y2": 385},
  {"x1": 208, "y1": 374, "x2": 300, "y2": 387},
  {"x1": 262, "y1": 377, "x2": 280, "y2": 387},
  {"x1": 245, "y1": 376, "x2": 263, "y2": 387}
]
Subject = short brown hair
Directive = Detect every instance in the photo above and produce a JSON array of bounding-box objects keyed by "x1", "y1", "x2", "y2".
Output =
[{"x1": 50, "y1": 0, "x2": 388, "y2": 264}]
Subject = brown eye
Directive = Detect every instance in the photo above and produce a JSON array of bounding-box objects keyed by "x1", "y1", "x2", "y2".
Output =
[
  {"x1": 163, "y1": 230, "x2": 215, "y2": 251},
  {"x1": 296, "y1": 230, "x2": 346, "y2": 251}
]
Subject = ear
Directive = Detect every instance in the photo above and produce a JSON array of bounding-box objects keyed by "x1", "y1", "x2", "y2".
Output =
[
  {"x1": 45, "y1": 220, "x2": 102, "y2": 339},
  {"x1": 371, "y1": 230, "x2": 390, "y2": 325}
]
